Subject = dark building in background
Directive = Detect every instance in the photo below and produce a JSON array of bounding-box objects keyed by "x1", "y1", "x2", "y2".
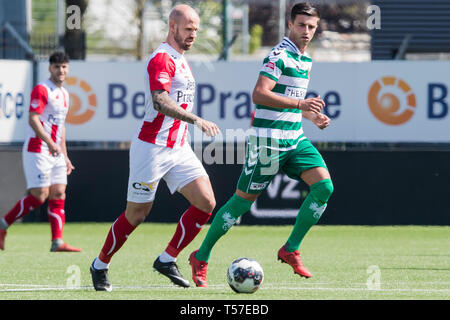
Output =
[
  {"x1": 63, "y1": 0, "x2": 88, "y2": 60},
  {"x1": 248, "y1": 0, "x2": 370, "y2": 48},
  {"x1": 371, "y1": 0, "x2": 450, "y2": 60},
  {"x1": 248, "y1": 2, "x2": 279, "y2": 48}
]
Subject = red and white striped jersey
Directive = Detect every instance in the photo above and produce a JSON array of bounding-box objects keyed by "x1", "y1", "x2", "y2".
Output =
[
  {"x1": 25, "y1": 79, "x2": 69, "y2": 153},
  {"x1": 138, "y1": 42, "x2": 196, "y2": 149}
]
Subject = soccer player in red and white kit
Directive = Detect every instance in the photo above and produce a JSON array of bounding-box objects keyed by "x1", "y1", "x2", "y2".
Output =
[
  {"x1": 90, "y1": 4, "x2": 220, "y2": 291},
  {"x1": 0, "y1": 52, "x2": 81, "y2": 252}
]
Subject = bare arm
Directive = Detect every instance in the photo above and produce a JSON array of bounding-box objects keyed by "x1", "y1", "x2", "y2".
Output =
[
  {"x1": 252, "y1": 74, "x2": 325, "y2": 113},
  {"x1": 151, "y1": 89, "x2": 220, "y2": 137},
  {"x1": 60, "y1": 125, "x2": 68, "y2": 158},
  {"x1": 29, "y1": 112, "x2": 61, "y2": 155},
  {"x1": 61, "y1": 125, "x2": 75, "y2": 174},
  {"x1": 303, "y1": 110, "x2": 330, "y2": 130},
  {"x1": 152, "y1": 90, "x2": 199, "y2": 124},
  {"x1": 252, "y1": 74, "x2": 299, "y2": 109}
]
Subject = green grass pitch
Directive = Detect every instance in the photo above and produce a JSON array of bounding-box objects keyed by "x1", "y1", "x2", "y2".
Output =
[{"x1": 0, "y1": 223, "x2": 448, "y2": 300}]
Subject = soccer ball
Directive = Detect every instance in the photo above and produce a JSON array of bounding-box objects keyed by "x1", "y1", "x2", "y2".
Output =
[{"x1": 227, "y1": 258, "x2": 264, "y2": 293}]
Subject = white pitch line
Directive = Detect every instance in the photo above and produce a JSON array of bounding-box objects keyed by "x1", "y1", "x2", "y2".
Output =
[
  {"x1": 0, "y1": 284, "x2": 448, "y2": 294},
  {"x1": 260, "y1": 285, "x2": 450, "y2": 293},
  {"x1": 0, "y1": 284, "x2": 202, "y2": 292},
  {"x1": 0, "y1": 284, "x2": 55, "y2": 287},
  {"x1": 0, "y1": 283, "x2": 80, "y2": 288},
  {"x1": 0, "y1": 287, "x2": 90, "y2": 292}
]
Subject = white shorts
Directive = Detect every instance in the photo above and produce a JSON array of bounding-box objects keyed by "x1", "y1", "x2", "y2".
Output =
[
  {"x1": 127, "y1": 138, "x2": 208, "y2": 203},
  {"x1": 22, "y1": 148, "x2": 67, "y2": 189}
]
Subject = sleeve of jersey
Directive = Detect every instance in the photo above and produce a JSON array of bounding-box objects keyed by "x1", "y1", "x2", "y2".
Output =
[
  {"x1": 29, "y1": 85, "x2": 48, "y2": 114},
  {"x1": 147, "y1": 53, "x2": 176, "y2": 93},
  {"x1": 259, "y1": 52, "x2": 284, "y2": 82},
  {"x1": 308, "y1": 64, "x2": 312, "y2": 79}
]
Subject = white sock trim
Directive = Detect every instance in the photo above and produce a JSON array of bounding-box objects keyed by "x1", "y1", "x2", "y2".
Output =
[
  {"x1": 93, "y1": 257, "x2": 110, "y2": 270},
  {"x1": 158, "y1": 251, "x2": 176, "y2": 263}
]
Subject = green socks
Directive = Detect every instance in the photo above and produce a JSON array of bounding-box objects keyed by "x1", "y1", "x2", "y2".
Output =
[
  {"x1": 196, "y1": 194, "x2": 253, "y2": 262},
  {"x1": 195, "y1": 179, "x2": 334, "y2": 261},
  {"x1": 285, "y1": 179, "x2": 334, "y2": 252}
]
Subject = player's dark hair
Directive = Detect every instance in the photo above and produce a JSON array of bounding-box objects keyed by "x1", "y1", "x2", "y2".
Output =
[
  {"x1": 49, "y1": 51, "x2": 70, "y2": 64},
  {"x1": 290, "y1": 2, "x2": 320, "y2": 21}
]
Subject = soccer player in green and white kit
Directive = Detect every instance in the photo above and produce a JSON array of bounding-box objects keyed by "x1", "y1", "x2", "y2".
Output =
[{"x1": 189, "y1": 2, "x2": 333, "y2": 286}]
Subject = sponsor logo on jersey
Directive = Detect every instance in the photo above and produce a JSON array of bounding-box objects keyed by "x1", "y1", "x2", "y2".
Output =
[
  {"x1": 157, "y1": 72, "x2": 170, "y2": 84},
  {"x1": 30, "y1": 99, "x2": 40, "y2": 109},
  {"x1": 176, "y1": 91, "x2": 195, "y2": 103},
  {"x1": 264, "y1": 62, "x2": 275, "y2": 71},
  {"x1": 285, "y1": 87, "x2": 306, "y2": 99},
  {"x1": 48, "y1": 113, "x2": 66, "y2": 125}
]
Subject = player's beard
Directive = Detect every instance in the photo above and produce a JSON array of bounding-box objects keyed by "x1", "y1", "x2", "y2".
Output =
[
  {"x1": 50, "y1": 73, "x2": 65, "y2": 86},
  {"x1": 174, "y1": 30, "x2": 194, "y2": 51}
]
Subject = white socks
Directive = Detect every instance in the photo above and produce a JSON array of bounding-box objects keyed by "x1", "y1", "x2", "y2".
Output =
[
  {"x1": 158, "y1": 251, "x2": 176, "y2": 263},
  {"x1": 93, "y1": 257, "x2": 110, "y2": 270},
  {"x1": 93, "y1": 251, "x2": 175, "y2": 271}
]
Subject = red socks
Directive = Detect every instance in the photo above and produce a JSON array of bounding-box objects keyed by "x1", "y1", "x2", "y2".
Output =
[
  {"x1": 165, "y1": 205, "x2": 212, "y2": 258},
  {"x1": 3, "y1": 196, "x2": 66, "y2": 241},
  {"x1": 97, "y1": 206, "x2": 211, "y2": 264},
  {"x1": 3, "y1": 194, "x2": 43, "y2": 226},
  {"x1": 48, "y1": 199, "x2": 65, "y2": 240},
  {"x1": 98, "y1": 212, "x2": 136, "y2": 264}
]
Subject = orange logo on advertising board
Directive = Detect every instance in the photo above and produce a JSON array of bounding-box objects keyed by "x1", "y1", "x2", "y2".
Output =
[
  {"x1": 368, "y1": 76, "x2": 416, "y2": 125},
  {"x1": 65, "y1": 77, "x2": 97, "y2": 124}
]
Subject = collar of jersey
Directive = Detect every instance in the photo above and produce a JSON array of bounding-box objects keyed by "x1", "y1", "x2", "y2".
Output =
[
  {"x1": 45, "y1": 78, "x2": 60, "y2": 91},
  {"x1": 161, "y1": 42, "x2": 183, "y2": 59},
  {"x1": 282, "y1": 37, "x2": 310, "y2": 59},
  {"x1": 282, "y1": 37, "x2": 301, "y2": 56}
]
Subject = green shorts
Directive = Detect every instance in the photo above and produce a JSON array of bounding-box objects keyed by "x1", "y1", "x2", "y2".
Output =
[{"x1": 237, "y1": 138, "x2": 328, "y2": 194}]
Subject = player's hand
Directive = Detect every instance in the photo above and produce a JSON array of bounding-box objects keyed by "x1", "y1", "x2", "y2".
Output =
[
  {"x1": 66, "y1": 158, "x2": 75, "y2": 175},
  {"x1": 297, "y1": 95, "x2": 325, "y2": 113},
  {"x1": 313, "y1": 113, "x2": 330, "y2": 130},
  {"x1": 195, "y1": 118, "x2": 220, "y2": 137},
  {"x1": 49, "y1": 142, "x2": 62, "y2": 157}
]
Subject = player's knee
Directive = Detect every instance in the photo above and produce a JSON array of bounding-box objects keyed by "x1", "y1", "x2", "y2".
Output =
[
  {"x1": 29, "y1": 188, "x2": 49, "y2": 203},
  {"x1": 128, "y1": 210, "x2": 148, "y2": 225},
  {"x1": 207, "y1": 197, "x2": 216, "y2": 212},
  {"x1": 196, "y1": 196, "x2": 216, "y2": 213},
  {"x1": 125, "y1": 203, "x2": 152, "y2": 225},
  {"x1": 50, "y1": 190, "x2": 66, "y2": 200},
  {"x1": 310, "y1": 179, "x2": 334, "y2": 204},
  {"x1": 235, "y1": 189, "x2": 259, "y2": 202}
]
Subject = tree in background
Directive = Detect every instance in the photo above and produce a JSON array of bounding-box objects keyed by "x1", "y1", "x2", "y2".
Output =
[
  {"x1": 135, "y1": 0, "x2": 146, "y2": 60},
  {"x1": 249, "y1": 24, "x2": 262, "y2": 55},
  {"x1": 29, "y1": 0, "x2": 59, "y2": 57}
]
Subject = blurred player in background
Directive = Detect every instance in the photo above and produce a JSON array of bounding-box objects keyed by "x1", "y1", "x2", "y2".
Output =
[
  {"x1": 0, "y1": 51, "x2": 81, "y2": 253},
  {"x1": 90, "y1": 4, "x2": 220, "y2": 291},
  {"x1": 189, "y1": 2, "x2": 334, "y2": 287}
]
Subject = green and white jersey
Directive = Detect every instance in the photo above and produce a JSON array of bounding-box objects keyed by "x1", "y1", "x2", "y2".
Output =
[{"x1": 251, "y1": 37, "x2": 313, "y2": 151}]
